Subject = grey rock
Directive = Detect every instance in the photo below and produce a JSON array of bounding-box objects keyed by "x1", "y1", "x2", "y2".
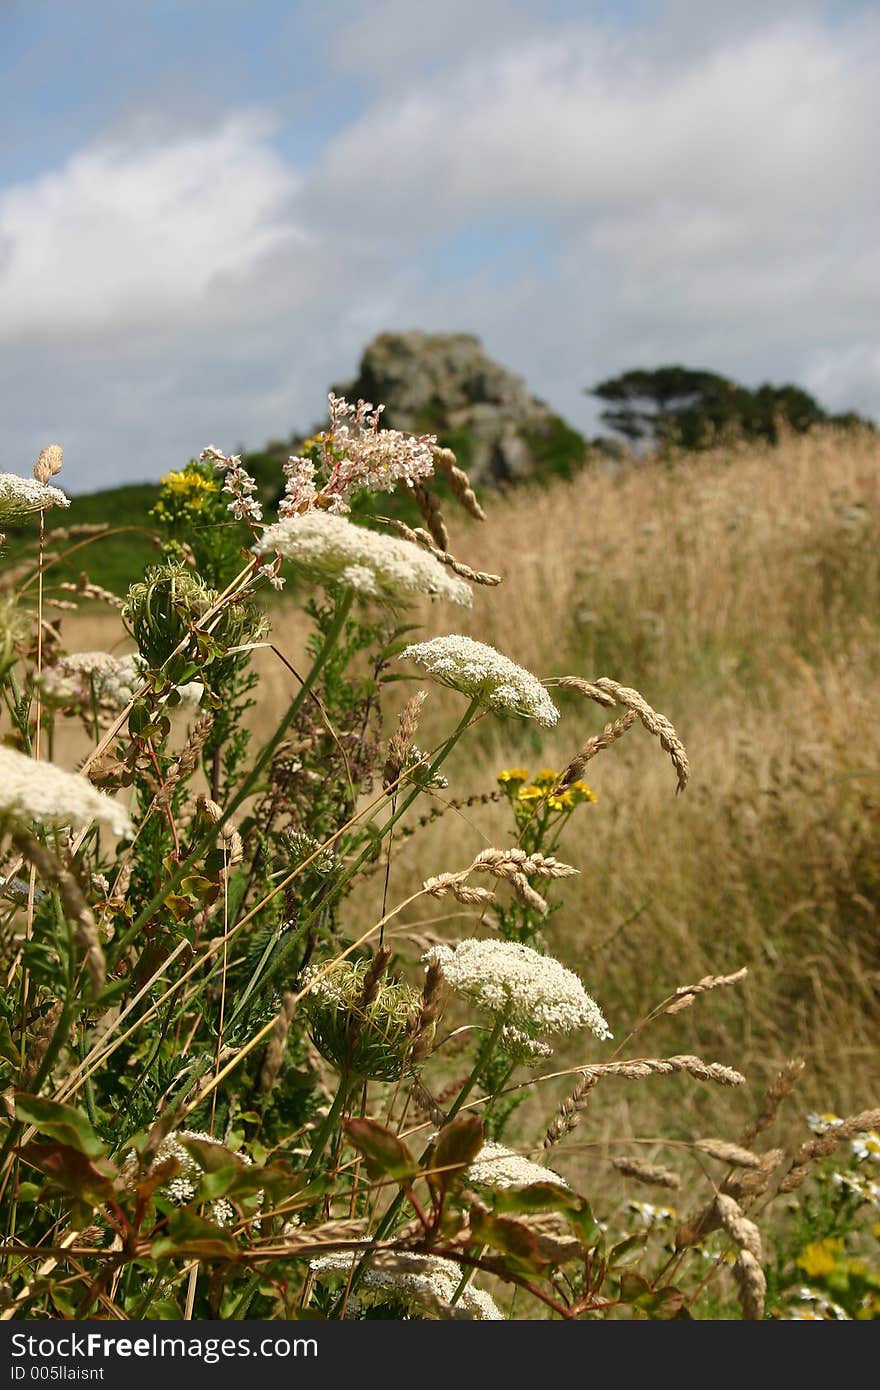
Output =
[{"x1": 332, "y1": 332, "x2": 587, "y2": 487}]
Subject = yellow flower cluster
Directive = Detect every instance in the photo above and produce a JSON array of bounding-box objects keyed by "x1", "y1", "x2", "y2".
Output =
[
  {"x1": 797, "y1": 1237, "x2": 843, "y2": 1279},
  {"x1": 153, "y1": 469, "x2": 218, "y2": 517},
  {"x1": 496, "y1": 768, "x2": 597, "y2": 812}
]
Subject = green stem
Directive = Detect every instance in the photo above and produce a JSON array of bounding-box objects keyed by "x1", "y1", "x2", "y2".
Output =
[
  {"x1": 230, "y1": 697, "x2": 480, "y2": 1021},
  {"x1": 306, "y1": 1073, "x2": 351, "y2": 1173},
  {"x1": 230, "y1": 1268, "x2": 263, "y2": 1319},
  {"x1": 112, "y1": 590, "x2": 354, "y2": 961},
  {"x1": 0, "y1": 900, "x2": 76, "y2": 1172},
  {"x1": 332, "y1": 1009, "x2": 508, "y2": 1316}
]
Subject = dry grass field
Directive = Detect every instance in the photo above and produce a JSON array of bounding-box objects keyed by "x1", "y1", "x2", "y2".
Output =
[{"x1": 56, "y1": 425, "x2": 879, "y2": 1192}]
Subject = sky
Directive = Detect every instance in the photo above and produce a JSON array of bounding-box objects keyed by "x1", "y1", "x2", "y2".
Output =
[{"x1": 1, "y1": 0, "x2": 878, "y2": 492}]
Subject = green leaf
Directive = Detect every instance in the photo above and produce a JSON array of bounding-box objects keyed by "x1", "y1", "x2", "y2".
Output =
[
  {"x1": 151, "y1": 1209, "x2": 237, "y2": 1260},
  {"x1": 179, "y1": 1136, "x2": 244, "y2": 1174},
  {"x1": 607, "y1": 1232, "x2": 647, "y2": 1267},
  {"x1": 0, "y1": 1018, "x2": 20, "y2": 1068},
  {"x1": 431, "y1": 1116, "x2": 483, "y2": 1176},
  {"x1": 342, "y1": 1118, "x2": 417, "y2": 1183},
  {"x1": 491, "y1": 1183, "x2": 598, "y2": 1247},
  {"x1": 470, "y1": 1207, "x2": 547, "y2": 1273},
  {"x1": 128, "y1": 701, "x2": 150, "y2": 737},
  {"x1": 15, "y1": 1094, "x2": 106, "y2": 1159},
  {"x1": 618, "y1": 1271, "x2": 686, "y2": 1318},
  {"x1": 19, "y1": 1141, "x2": 116, "y2": 1206}
]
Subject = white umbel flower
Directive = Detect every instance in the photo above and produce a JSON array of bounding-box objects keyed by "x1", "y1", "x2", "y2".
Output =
[
  {"x1": 125, "y1": 1129, "x2": 252, "y2": 1229},
  {"x1": 310, "y1": 1250, "x2": 502, "y2": 1320},
  {"x1": 399, "y1": 635, "x2": 559, "y2": 726},
  {"x1": 255, "y1": 513, "x2": 472, "y2": 606},
  {"x1": 0, "y1": 746, "x2": 132, "y2": 838},
  {"x1": 424, "y1": 939, "x2": 611, "y2": 1041},
  {"x1": 40, "y1": 652, "x2": 141, "y2": 711},
  {"x1": 466, "y1": 1142, "x2": 568, "y2": 1190},
  {"x1": 0, "y1": 473, "x2": 70, "y2": 522}
]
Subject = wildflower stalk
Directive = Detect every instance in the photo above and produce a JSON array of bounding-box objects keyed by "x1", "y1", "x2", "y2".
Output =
[
  {"x1": 305, "y1": 1073, "x2": 353, "y2": 1173},
  {"x1": 111, "y1": 590, "x2": 354, "y2": 960},
  {"x1": 227, "y1": 697, "x2": 481, "y2": 1022},
  {"x1": 332, "y1": 1008, "x2": 509, "y2": 1315}
]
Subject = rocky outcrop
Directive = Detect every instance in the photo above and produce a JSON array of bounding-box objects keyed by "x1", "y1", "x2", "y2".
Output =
[{"x1": 331, "y1": 332, "x2": 587, "y2": 488}]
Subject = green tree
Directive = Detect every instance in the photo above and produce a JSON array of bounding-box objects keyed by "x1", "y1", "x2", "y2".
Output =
[{"x1": 588, "y1": 365, "x2": 872, "y2": 450}]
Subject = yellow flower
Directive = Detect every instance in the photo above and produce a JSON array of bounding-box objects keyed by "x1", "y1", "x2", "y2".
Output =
[
  {"x1": 497, "y1": 768, "x2": 530, "y2": 785},
  {"x1": 797, "y1": 1238, "x2": 843, "y2": 1280},
  {"x1": 157, "y1": 469, "x2": 217, "y2": 511},
  {"x1": 517, "y1": 785, "x2": 545, "y2": 802},
  {"x1": 568, "y1": 780, "x2": 597, "y2": 804},
  {"x1": 533, "y1": 768, "x2": 559, "y2": 786},
  {"x1": 547, "y1": 791, "x2": 575, "y2": 812}
]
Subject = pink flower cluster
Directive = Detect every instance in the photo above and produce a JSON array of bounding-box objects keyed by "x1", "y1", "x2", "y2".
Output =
[
  {"x1": 199, "y1": 446, "x2": 263, "y2": 525},
  {"x1": 279, "y1": 394, "x2": 436, "y2": 519}
]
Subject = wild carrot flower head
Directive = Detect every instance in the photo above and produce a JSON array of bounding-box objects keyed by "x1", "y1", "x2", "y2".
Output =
[
  {"x1": 423, "y1": 938, "x2": 611, "y2": 1041},
  {"x1": 302, "y1": 957, "x2": 425, "y2": 1081},
  {"x1": 0, "y1": 745, "x2": 133, "y2": 839},
  {"x1": 465, "y1": 1142, "x2": 568, "y2": 1190},
  {"x1": 399, "y1": 635, "x2": 559, "y2": 726},
  {"x1": 39, "y1": 652, "x2": 141, "y2": 712},
  {"x1": 255, "y1": 512, "x2": 472, "y2": 607},
  {"x1": 0, "y1": 473, "x2": 70, "y2": 523},
  {"x1": 309, "y1": 1250, "x2": 502, "y2": 1320},
  {"x1": 127, "y1": 1130, "x2": 254, "y2": 1229}
]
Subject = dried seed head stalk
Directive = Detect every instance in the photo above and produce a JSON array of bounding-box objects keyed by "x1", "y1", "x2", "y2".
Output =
[
  {"x1": 543, "y1": 1072, "x2": 598, "y2": 1149},
  {"x1": 693, "y1": 1138, "x2": 762, "y2": 1169},
  {"x1": 723, "y1": 1148, "x2": 785, "y2": 1202},
  {"x1": 52, "y1": 525, "x2": 109, "y2": 541},
  {"x1": 468, "y1": 849, "x2": 562, "y2": 910},
  {"x1": 739, "y1": 1057, "x2": 806, "y2": 1147},
  {"x1": 151, "y1": 717, "x2": 214, "y2": 820},
  {"x1": 779, "y1": 1107, "x2": 880, "y2": 1192},
  {"x1": 384, "y1": 690, "x2": 427, "y2": 789},
  {"x1": 677, "y1": 1142, "x2": 804, "y2": 1253},
  {"x1": 422, "y1": 872, "x2": 496, "y2": 906},
  {"x1": 14, "y1": 833, "x2": 105, "y2": 998},
  {"x1": 59, "y1": 577, "x2": 124, "y2": 610},
  {"x1": 717, "y1": 1194, "x2": 761, "y2": 1256},
  {"x1": 472, "y1": 848, "x2": 578, "y2": 880},
  {"x1": 33, "y1": 444, "x2": 64, "y2": 484},
  {"x1": 20, "y1": 1003, "x2": 63, "y2": 1088},
  {"x1": 260, "y1": 992, "x2": 297, "y2": 1093},
  {"x1": 385, "y1": 519, "x2": 501, "y2": 586},
  {"x1": 404, "y1": 480, "x2": 449, "y2": 549},
  {"x1": 612, "y1": 1156, "x2": 681, "y2": 1190},
  {"x1": 592, "y1": 677, "x2": 690, "y2": 792},
  {"x1": 733, "y1": 1250, "x2": 766, "y2": 1321},
  {"x1": 346, "y1": 946, "x2": 393, "y2": 1056},
  {"x1": 557, "y1": 676, "x2": 617, "y2": 708},
  {"x1": 431, "y1": 444, "x2": 486, "y2": 522},
  {"x1": 557, "y1": 712, "x2": 637, "y2": 788},
  {"x1": 509, "y1": 873, "x2": 549, "y2": 917},
  {"x1": 409, "y1": 961, "x2": 445, "y2": 1064},
  {"x1": 583, "y1": 1055, "x2": 746, "y2": 1086},
  {"x1": 665, "y1": 967, "x2": 749, "y2": 1016}
]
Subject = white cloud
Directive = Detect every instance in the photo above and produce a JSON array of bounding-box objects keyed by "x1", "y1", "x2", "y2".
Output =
[{"x1": 0, "y1": 114, "x2": 299, "y2": 340}]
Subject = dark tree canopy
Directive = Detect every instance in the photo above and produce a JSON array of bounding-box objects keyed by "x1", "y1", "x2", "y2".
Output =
[{"x1": 588, "y1": 365, "x2": 872, "y2": 450}]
